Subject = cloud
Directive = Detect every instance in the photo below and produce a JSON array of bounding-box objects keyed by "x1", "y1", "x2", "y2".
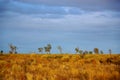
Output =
[
  {"x1": 1, "y1": 10, "x2": 120, "y2": 32},
  {"x1": 0, "y1": 0, "x2": 83, "y2": 16},
  {"x1": 1, "y1": 0, "x2": 120, "y2": 17},
  {"x1": 1, "y1": 0, "x2": 120, "y2": 19},
  {"x1": 14, "y1": 0, "x2": 120, "y2": 11}
]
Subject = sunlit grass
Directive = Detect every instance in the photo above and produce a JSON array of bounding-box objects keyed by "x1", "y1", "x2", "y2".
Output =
[{"x1": 0, "y1": 54, "x2": 120, "y2": 80}]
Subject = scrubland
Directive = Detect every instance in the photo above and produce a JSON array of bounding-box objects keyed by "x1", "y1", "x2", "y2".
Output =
[{"x1": 0, "y1": 54, "x2": 120, "y2": 80}]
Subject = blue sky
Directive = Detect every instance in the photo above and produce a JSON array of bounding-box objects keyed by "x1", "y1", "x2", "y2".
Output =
[{"x1": 0, "y1": 0, "x2": 120, "y2": 53}]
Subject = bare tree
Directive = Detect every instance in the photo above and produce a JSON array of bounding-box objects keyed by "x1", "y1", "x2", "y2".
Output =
[
  {"x1": 57, "y1": 46, "x2": 62, "y2": 54},
  {"x1": 9, "y1": 44, "x2": 17, "y2": 54}
]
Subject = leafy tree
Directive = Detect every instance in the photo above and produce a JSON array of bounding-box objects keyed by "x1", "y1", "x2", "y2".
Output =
[
  {"x1": 0, "y1": 50, "x2": 3, "y2": 54},
  {"x1": 57, "y1": 46, "x2": 62, "y2": 54},
  {"x1": 44, "y1": 47, "x2": 49, "y2": 54},
  {"x1": 94, "y1": 48, "x2": 99, "y2": 54},
  {"x1": 47, "y1": 44, "x2": 52, "y2": 54},
  {"x1": 38, "y1": 48, "x2": 43, "y2": 53},
  {"x1": 44, "y1": 44, "x2": 52, "y2": 54},
  {"x1": 75, "y1": 47, "x2": 79, "y2": 54},
  {"x1": 89, "y1": 51, "x2": 93, "y2": 54},
  {"x1": 9, "y1": 44, "x2": 17, "y2": 54}
]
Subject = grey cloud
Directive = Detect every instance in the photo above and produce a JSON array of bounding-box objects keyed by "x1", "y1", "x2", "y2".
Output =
[
  {"x1": 0, "y1": 0, "x2": 83, "y2": 16},
  {"x1": 14, "y1": 0, "x2": 120, "y2": 11},
  {"x1": 1, "y1": 0, "x2": 120, "y2": 19},
  {"x1": 1, "y1": 7, "x2": 120, "y2": 53},
  {"x1": 1, "y1": 11, "x2": 120, "y2": 33}
]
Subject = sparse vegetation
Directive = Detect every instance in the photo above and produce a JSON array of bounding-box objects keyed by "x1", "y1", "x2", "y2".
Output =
[
  {"x1": 89, "y1": 51, "x2": 93, "y2": 54},
  {"x1": 109, "y1": 49, "x2": 112, "y2": 55},
  {"x1": 100, "y1": 50, "x2": 104, "y2": 54},
  {"x1": 38, "y1": 48, "x2": 43, "y2": 53},
  {"x1": 94, "y1": 48, "x2": 99, "y2": 54},
  {"x1": 0, "y1": 54, "x2": 120, "y2": 80},
  {"x1": 0, "y1": 50, "x2": 3, "y2": 54},
  {"x1": 75, "y1": 47, "x2": 79, "y2": 54},
  {"x1": 44, "y1": 44, "x2": 52, "y2": 54},
  {"x1": 57, "y1": 46, "x2": 62, "y2": 54},
  {"x1": 9, "y1": 44, "x2": 17, "y2": 54}
]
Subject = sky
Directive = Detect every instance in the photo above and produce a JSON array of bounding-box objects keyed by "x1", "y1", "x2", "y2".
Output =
[{"x1": 0, "y1": 0, "x2": 120, "y2": 53}]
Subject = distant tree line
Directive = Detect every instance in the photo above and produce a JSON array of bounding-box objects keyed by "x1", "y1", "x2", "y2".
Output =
[
  {"x1": 38, "y1": 44, "x2": 52, "y2": 54},
  {"x1": 38, "y1": 44, "x2": 63, "y2": 54},
  {"x1": 0, "y1": 43, "x2": 113, "y2": 55},
  {"x1": 75, "y1": 47, "x2": 112, "y2": 55}
]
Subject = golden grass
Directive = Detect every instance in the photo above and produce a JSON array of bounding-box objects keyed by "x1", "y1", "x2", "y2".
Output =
[{"x1": 0, "y1": 54, "x2": 120, "y2": 80}]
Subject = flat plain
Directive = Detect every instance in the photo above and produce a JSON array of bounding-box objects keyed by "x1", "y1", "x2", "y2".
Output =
[{"x1": 0, "y1": 54, "x2": 120, "y2": 80}]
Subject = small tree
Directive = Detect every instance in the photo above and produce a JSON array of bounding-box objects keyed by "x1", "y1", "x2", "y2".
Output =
[
  {"x1": 15, "y1": 51, "x2": 17, "y2": 54},
  {"x1": 38, "y1": 48, "x2": 43, "y2": 53},
  {"x1": 14, "y1": 46, "x2": 17, "y2": 53},
  {"x1": 100, "y1": 50, "x2": 104, "y2": 54},
  {"x1": 109, "y1": 49, "x2": 112, "y2": 55},
  {"x1": 79, "y1": 50, "x2": 83, "y2": 54},
  {"x1": 82, "y1": 51, "x2": 86, "y2": 58},
  {"x1": 44, "y1": 44, "x2": 52, "y2": 54},
  {"x1": 94, "y1": 48, "x2": 99, "y2": 54},
  {"x1": 9, "y1": 51, "x2": 12, "y2": 54},
  {"x1": 89, "y1": 51, "x2": 93, "y2": 54},
  {"x1": 47, "y1": 44, "x2": 52, "y2": 54},
  {"x1": 84, "y1": 50, "x2": 88, "y2": 54},
  {"x1": 75, "y1": 47, "x2": 79, "y2": 54},
  {"x1": 0, "y1": 50, "x2": 3, "y2": 54},
  {"x1": 44, "y1": 47, "x2": 49, "y2": 54},
  {"x1": 9, "y1": 44, "x2": 17, "y2": 54},
  {"x1": 57, "y1": 46, "x2": 62, "y2": 54}
]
